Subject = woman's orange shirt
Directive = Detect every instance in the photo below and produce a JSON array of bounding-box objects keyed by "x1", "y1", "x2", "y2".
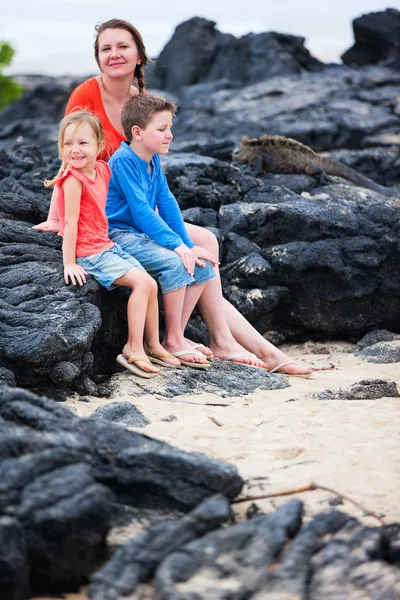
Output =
[{"x1": 65, "y1": 78, "x2": 125, "y2": 162}]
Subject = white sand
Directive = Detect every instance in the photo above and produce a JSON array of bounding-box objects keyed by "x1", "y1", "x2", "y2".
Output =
[{"x1": 33, "y1": 341, "x2": 400, "y2": 600}]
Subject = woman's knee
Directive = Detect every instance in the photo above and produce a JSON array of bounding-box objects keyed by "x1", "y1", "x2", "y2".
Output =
[{"x1": 188, "y1": 224, "x2": 219, "y2": 255}]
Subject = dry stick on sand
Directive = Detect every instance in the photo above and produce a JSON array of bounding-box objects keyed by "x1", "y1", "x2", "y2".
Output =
[{"x1": 232, "y1": 482, "x2": 387, "y2": 525}]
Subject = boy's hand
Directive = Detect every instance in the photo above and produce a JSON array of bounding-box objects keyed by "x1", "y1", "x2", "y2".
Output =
[
  {"x1": 33, "y1": 219, "x2": 60, "y2": 233},
  {"x1": 174, "y1": 244, "x2": 196, "y2": 276},
  {"x1": 64, "y1": 263, "x2": 87, "y2": 287},
  {"x1": 192, "y1": 245, "x2": 219, "y2": 268}
]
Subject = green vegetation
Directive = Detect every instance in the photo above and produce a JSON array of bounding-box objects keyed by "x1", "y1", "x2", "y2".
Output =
[{"x1": 0, "y1": 41, "x2": 23, "y2": 110}]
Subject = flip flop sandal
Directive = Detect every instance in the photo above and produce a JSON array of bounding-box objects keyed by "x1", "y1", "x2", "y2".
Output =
[
  {"x1": 116, "y1": 354, "x2": 159, "y2": 378},
  {"x1": 145, "y1": 347, "x2": 181, "y2": 368},
  {"x1": 268, "y1": 361, "x2": 312, "y2": 376},
  {"x1": 172, "y1": 350, "x2": 210, "y2": 369},
  {"x1": 220, "y1": 353, "x2": 266, "y2": 370},
  {"x1": 192, "y1": 343, "x2": 214, "y2": 360}
]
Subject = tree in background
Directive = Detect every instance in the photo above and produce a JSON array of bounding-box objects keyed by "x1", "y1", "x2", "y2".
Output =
[{"x1": 0, "y1": 41, "x2": 23, "y2": 110}]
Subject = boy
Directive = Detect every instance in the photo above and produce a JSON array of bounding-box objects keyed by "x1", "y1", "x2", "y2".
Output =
[{"x1": 107, "y1": 94, "x2": 217, "y2": 368}]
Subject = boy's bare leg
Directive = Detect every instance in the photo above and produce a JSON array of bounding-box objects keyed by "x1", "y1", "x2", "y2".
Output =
[
  {"x1": 114, "y1": 269, "x2": 160, "y2": 374},
  {"x1": 162, "y1": 286, "x2": 208, "y2": 365},
  {"x1": 185, "y1": 223, "x2": 311, "y2": 374}
]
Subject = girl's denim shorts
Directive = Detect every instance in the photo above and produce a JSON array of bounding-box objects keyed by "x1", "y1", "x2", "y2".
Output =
[{"x1": 76, "y1": 243, "x2": 145, "y2": 290}]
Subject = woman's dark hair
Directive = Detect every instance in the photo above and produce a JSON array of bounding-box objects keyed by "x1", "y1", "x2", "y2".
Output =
[{"x1": 94, "y1": 19, "x2": 149, "y2": 92}]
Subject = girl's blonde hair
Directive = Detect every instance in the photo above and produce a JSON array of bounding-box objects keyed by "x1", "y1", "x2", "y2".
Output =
[{"x1": 44, "y1": 110, "x2": 105, "y2": 187}]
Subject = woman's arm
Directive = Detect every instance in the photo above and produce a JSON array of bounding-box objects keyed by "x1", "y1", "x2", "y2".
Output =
[
  {"x1": 32, "y1": 187, "x2": 60, "y2": 232},
  {"x1": 62, "y1": 176, "x2": 87, "y2": 286}
]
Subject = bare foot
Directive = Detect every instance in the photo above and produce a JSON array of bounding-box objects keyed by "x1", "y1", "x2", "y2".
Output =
[
  {"x1": 123, "y1": 345, "x2": 160, "y2": 374},
  {"x1": 145, "y1": 342, "x2": 181, "y2": 367},
  {"x1": 163, "y1": 340, "x2": 208, "y2": 364},
  {"x1": 265, "y1": 354, "x2": 312, "y2": 375},
  {"x1": 184, "y1": 338, "x2": 214, "y2": 358},
  {"x1": 211, "y1": 342, "x2": 267, "y2": 367}
]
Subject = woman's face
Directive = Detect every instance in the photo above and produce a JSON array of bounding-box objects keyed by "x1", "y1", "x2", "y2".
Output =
[{"x1": 97, "y1": 28, "x2": 141, "y2": 78}]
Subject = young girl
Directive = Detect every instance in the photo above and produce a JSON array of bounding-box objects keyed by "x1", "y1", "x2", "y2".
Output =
[{"x1": 46, "y1": 110, "x2": 180, "y2": 378}]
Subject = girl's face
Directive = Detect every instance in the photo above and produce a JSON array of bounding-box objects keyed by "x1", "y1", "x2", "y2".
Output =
[
  {"x1": 62, "y1": 123, "x2": 99, "y2": 175},
  {"x1": 97, "y1": 28, "x2": 141, "y2": 79}
]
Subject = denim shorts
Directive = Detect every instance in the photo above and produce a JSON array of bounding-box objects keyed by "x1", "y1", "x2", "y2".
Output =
[
  {"x1": 109, "y1": 228, "x2": 216, "y2": 294},
  {"x1": 76, "y1": 243, "x2": 145, "y2": 290}
]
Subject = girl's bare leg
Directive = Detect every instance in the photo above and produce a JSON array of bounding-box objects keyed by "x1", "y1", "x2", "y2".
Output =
[
  {"x1": 142, "y1": 275, "x2": 180, "y2": 367},
  {"x1": 113, "y1": 268, "x2": 160, "y2": 374},
  {"x1": 185, "y1": 223, "x2": 312, "y2": 374}
]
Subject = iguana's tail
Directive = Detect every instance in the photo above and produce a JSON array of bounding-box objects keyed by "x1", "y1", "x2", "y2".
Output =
[{"x1": 320, "y1": 156, "x2": 399, "y2": 198}]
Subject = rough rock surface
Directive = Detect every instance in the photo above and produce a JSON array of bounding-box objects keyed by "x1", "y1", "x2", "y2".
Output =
[
  {"x1": 108, "y1": 359, "x2": 288, "y2": 399},
  {"x1": 146, "y1": 17, "x2": 323, "y2": 92},
  {"x1": 310, "y1": 378, "x2": 400, "y2": 401},
  {"x1": 91, "y1": 401, "x2": 151, "y2": 428},
  {"x1": 0, "y1": 385, "x2": 244, "y2": 597},
  {"x1": 356, "y1": 329, "x2": 400, "y2": 363},
  {"x1": 85, "y1": 498, "x2": 400, "y2": 600},
  {"x1": 342, "y1": 8, "x2": 400, "y2": 69},
  {"x1": 172, "y1": 66, "x2": 400, "y2": 152}
]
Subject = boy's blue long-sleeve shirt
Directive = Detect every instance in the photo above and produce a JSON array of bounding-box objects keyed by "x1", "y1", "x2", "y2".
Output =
[{"x1": 106, "y1": 142, "x2": 194, "y2": 250}]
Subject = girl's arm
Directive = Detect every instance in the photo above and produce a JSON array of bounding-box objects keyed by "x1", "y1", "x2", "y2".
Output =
[
  {"x1": 62, "y1": 176, "x2": 87, "y2": 286},
  {"x1": 32, "y1": 188, "x2": 60, "y2": 232}
]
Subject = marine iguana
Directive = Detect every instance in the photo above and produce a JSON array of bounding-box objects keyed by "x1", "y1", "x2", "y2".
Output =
[{"x1": 233, "y1": 135, "x2": 399, "y2": 197}]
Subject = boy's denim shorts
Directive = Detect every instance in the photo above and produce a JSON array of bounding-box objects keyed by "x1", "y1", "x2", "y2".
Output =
[
  {"x1": 76, "y1": 243, "x2": 146, "y2": 290},
  {"x1": 109, "y1": 228, "x2": 216, "y2": 294}
]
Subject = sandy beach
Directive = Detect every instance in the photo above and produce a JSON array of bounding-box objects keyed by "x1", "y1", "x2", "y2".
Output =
[{"x1": 33, "y1": 340, "x2": 400, "y2": 599}]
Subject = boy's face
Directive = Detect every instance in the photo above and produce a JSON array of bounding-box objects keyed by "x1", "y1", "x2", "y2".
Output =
[{"x1": 137, "y1": 110, "x2": 173, "y2": 156}]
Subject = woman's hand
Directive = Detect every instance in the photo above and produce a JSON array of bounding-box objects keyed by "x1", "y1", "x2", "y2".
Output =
[
  {"x1": 174, "y1": 244, "x2": 196, "y2": 276},
  {"x1": 191, "y1": 245, "x2": 219, "y2": 267},
  {"x1": 64, "y1": 263, "x2": 87, "y2": 286},
  {"x1": 32, "y1": 219, "x2": 60, "y2": 233}
]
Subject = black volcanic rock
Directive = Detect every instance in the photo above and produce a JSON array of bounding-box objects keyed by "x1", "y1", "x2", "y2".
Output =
[
  {"x1": 342, "y1": 8, "x2": 400, "y2": 69},
  {"x1": 0, "y1": 386, "x2": 244, "y2": 597},
  {"x1": 172, "y1": 66, "x2": 400, "y2": 152},
  {"x1": 146, "y1": 17, "x2": 323, "y2": 92},
  {"x1": 310, "y1": 379, "x2": 400, "y2": 401},
  {"x1": 88, "y1": 494, "x2": 232, "y2": 599}
]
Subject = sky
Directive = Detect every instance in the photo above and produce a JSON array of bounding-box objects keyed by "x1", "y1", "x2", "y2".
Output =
[{"x1": 2, "y1": 1, "x2": 394, "y2": 76}]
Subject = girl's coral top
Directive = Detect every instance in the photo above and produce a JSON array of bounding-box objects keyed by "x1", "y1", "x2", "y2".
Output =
[
  {"x1": 65, "y1": 78, "x2": 125, "y2": 162},
  {"x1": 55, "y1": 160, "x2": 114, "y2": 258}
]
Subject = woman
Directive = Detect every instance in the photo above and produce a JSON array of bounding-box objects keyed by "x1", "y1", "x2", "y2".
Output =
[{"x1": 34, "y1": 18, "x2": 311, "y2": 375}]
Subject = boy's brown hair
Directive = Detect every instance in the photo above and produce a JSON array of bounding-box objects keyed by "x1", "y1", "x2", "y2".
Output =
[{"x1": 121, "y1": 94, "x2": 177, "y2": 141}]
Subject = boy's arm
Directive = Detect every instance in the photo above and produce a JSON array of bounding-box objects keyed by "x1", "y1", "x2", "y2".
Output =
[
  {"x1": 62, "y1": 176, "x2": 87, "y2": 286},
  {"x1": 156, "y1": 169, "x2": 194, "y2": 248},
  {"x1": 111, "y1": 158, "x2": 185, "y2": 250}
]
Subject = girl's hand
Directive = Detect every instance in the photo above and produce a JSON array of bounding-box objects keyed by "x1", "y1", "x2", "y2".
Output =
[
  {"x1": 174, "y1": 244, "x2": 196, "y2": 276},
  {"x1": 191, "y1": 245, "x2": 219, "y2": 267},
  {"x1": 32, "y1": 219, "x2": 60, "y2": 233},
  {"x1": 64, "y1": 263, "x2": 87, "y2": 286}
]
